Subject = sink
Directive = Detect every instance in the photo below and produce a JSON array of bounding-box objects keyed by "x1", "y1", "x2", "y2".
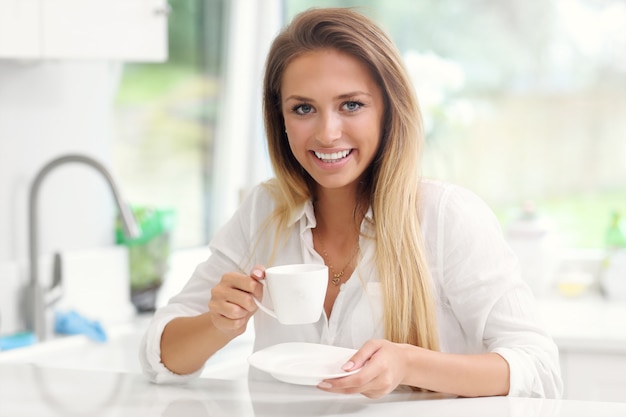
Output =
[
  {"x1": 0, "y1": 247, "x2": 254, "y2": 379},
  {"x1": 0, "y1": 314, "x2": 254, "y2": 379}
]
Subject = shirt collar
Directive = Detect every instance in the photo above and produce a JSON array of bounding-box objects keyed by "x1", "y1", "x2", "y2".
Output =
[
  {"x1": 364, "y1": 206, "x2": 373, "y2": 222},
  {"x1": 288, "y1": 199, "x2": 317, "y2": 229}
]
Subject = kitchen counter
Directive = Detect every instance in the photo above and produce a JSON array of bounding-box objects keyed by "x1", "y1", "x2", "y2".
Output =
[
  {"x1": 537, "y1": 295, "x2": 626, "y2": 354},
  {"x1": 1, "y1": 362, "x2": 626, "y2": 417},
  {"x1": 1, "y1": 245, "x2": 625, "y2": 410},
  {"x1": 2, "y1": 305, "x2": 625, "y2": 416}
]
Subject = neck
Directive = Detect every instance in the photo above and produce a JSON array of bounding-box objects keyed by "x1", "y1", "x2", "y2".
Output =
[{"x1": 314, "y1": 185, "x2": 363, "y2": 238}]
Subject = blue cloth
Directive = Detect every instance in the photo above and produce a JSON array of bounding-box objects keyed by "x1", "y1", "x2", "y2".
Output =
[
  {"x1": 0, "y1": 332, "x2": 37, "y2": 351},
  {"x1": 54, "y1": 310, "x2": 107, "y2": 343}
]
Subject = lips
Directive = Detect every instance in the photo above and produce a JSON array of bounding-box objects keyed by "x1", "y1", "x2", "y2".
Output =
[{"x1": 313, "y1": 149, "x2": 352, "y2": 163}]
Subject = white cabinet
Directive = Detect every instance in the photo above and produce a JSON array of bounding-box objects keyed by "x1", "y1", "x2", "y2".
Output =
[
  {"x1": 0, "y1": 0, "x2": 168, "y2": 61},
  {"x1": 538, "y1": 297, "x2": 626, "y2": 402},
  {"x1": 561, "y1": 351, "x2": 626, "y2": 402},
  {"x1": 0, "y1": 0, "x2": 40, "y2": 58}
]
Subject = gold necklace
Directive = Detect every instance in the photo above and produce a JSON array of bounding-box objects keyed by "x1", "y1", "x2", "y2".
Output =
[{"x1": 318, "y1": 236, "x2": 360, "y2": 285}]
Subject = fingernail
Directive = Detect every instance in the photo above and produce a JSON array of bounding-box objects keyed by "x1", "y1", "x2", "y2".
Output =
[
  {"x1": 317, "y1": 381, "x2": 332, "y2": 389},
  {"x1": 342, "y1": 361, "x2": 354, "y2": 371},
  {"x1": 252, "y1": 269, "x2": 263, "y2": 278}
]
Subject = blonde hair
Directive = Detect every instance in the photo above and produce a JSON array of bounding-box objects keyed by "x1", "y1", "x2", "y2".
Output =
[{"x1": 262, "y1": 8, "x2": 439, "y2": 351}]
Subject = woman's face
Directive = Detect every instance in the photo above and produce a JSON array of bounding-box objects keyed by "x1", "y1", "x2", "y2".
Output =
[{"x1": 281, "y1": 49, "x2": 384, "y2": 194}]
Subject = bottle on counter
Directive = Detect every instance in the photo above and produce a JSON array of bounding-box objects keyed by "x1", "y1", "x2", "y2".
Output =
[{"x1": 600, "y1": 211, "x2": 626, "y2": 302}]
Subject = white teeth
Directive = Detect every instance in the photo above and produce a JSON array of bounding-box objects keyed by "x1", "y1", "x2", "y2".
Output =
[{"x1": 314, "y1": 149, "x2": 351, "y2": 162}]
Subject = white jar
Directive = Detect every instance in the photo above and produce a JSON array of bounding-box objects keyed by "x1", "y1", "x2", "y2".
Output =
[
  {"x1": 601, "y1": 249, "x2": 626, "y2": 302},
  {"x1": 506, "y1": 203, "x2": 560, "y2": 298}
]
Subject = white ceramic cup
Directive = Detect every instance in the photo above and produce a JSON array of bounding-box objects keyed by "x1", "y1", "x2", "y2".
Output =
[{"x1": 253, "y1": 264, "x2": 328, "y2": 325}]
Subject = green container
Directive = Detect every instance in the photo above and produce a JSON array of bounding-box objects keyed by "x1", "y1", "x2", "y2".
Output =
[{"x1": 116, "y1": 206, "x2": 176, "y2": 312}]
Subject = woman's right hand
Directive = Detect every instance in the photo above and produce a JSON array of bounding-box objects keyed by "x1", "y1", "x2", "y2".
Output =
[
  {"x1": 160, "y1": 266, "x2": 265, "y2": 375},
  {"x1": 208, "y1": 266, "x2": 265, "y2": 336}
]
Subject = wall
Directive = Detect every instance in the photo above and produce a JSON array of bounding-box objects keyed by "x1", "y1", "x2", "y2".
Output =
[{"x1": 0, "y1": 60, "x2": 123, "y2": 333}]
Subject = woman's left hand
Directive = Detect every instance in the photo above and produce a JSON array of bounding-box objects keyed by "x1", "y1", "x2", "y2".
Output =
[{"x1": 317, "y1": 339, "x2": 411, "y2": 399}]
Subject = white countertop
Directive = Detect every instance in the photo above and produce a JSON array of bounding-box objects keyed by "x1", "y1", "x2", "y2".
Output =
[
  {"x1": 1, "y1": 303, "x2": 625, "y2": 416},
  {"x1": 537, "y1": 295, "x2": 626, "y2": 354},
  {"x1": 1, "y1": 362, "x2": 625, "y2": 417},
  {"x1": 1, "y1": 246, "x2": 625, "y2": 414}
]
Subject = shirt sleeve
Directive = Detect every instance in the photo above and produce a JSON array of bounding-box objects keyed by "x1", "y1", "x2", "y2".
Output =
[
  {"x1": 139, "y1": 184, "x2": 272, "y2": 384},
  {"x1": 437, "y1": 185, "x2": 563, "y2": 398}
]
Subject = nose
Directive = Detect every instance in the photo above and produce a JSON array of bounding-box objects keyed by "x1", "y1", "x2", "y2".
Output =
[{"x1": 316, "y1": 111, "x2": 342, "y2": 144}]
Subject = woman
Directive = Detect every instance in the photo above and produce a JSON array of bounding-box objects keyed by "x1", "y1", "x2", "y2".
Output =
[{"x1": 140, "y1": 7, "x2": 562, "y2": 399}]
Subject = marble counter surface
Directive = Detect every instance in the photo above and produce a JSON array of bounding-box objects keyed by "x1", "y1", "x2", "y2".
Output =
[{"x1": 1, "y1": 362, "x2": 626, "y2": 417}]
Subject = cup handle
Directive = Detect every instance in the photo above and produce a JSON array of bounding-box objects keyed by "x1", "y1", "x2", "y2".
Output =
[{"x1": 252, "y1": 280, "x2": 277, "y2": 319}]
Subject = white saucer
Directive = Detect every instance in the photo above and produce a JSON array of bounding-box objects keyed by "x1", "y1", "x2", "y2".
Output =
[{"x1": 248, "y1": 342, "x2": 361, "y2": 385}]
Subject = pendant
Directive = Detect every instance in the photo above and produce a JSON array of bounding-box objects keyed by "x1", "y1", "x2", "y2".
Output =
[{"x1": 331, "y1": 276, "x2": 341, "y2": 286}]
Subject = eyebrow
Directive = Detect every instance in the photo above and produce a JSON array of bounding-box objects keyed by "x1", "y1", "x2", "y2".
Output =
[{"x1": 284, "y1": 91, "x2": 373, "y2": 102}]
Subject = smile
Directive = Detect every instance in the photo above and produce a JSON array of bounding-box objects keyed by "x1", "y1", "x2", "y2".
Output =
[{"x1": 313, "y1": 149, "x2": 352, "y2": 163}]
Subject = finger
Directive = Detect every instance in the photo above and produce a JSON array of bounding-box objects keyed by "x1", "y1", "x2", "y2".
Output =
[
  {"x1": 318, "y1": 370, "x2": 389, "y2": 398},
  {"x1": 209, "y1": 293, "x2": 248, "y2": 319},
  {"x1": 320, "y1": 360, "x2": 376, "y2": 390},
  {"x1": 222, "y1": 272, "x2": 259, "y2": 293},
  {"x1": 226, "y1": 293, "x2": 257, "y2": 316},
  {"x1": 211, "y1": 277, "x2": 259, "y2": 313},
  {"x1": 317, "y1": 341, "x2": 386, "y2": 391},
  {"x1": 249, "y1": 265, "x2": 266, "y2": 300},
  {"x1": 219, "y1": 268, "x2": 265, "y2": 301},
  {"x1": 249, "y1": 265, "x2": 266, "y2": 281},
  {"x1": 343, "y1": 340, "x2": 382, "y2": 371},
  {"x1": 321, "y1": 375, "x2": 389, "y2": 399}
]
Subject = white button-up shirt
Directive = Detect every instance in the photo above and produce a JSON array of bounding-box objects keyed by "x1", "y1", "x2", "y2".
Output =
[{"x1": 140, "y1": 179, "x2": 563, "y2": 398}]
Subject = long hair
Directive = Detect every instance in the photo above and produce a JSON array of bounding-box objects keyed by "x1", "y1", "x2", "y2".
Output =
[{"x1": 262, "y1": 7, "x2": 439, "y2": 351}]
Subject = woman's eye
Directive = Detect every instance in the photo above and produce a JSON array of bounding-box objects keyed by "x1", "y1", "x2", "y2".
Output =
[
  {"x1": 293, "y1": 104, "x2": 313, "y2": 115},
  {"x1": 343, "y1": 101, "x2": 363, "y2": 112}
]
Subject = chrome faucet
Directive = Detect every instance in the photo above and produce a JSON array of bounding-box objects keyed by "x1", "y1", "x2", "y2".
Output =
[{"x1": 26, "y1": 154, "x2": 140, "y2": 341}]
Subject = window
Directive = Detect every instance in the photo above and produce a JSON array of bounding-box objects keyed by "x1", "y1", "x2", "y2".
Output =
[
  {"x1": 112, "y1": 0, "x2": 279, "y2": 250},
  {"x1": 287, "y1": 0, "x2": 626, "y2": 249},
  {"x1": 112, "y1": 0, "x2": 626, "y2": 251},
  {"x1": 113, "y1": 0, "x2": 226, "y2": 248}
]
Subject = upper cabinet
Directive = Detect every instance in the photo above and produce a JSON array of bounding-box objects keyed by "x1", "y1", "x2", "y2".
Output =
[
  {"x1": 0, "y1": 0, "x2": 40, "y2": 58},
  {"x1": 0, "y1": 0, "x2": 169, "y2": 61}
]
